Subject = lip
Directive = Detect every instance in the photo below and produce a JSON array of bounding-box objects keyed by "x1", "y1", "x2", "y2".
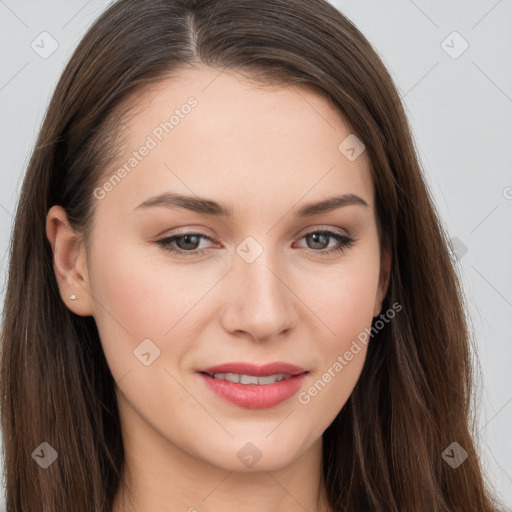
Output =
[
  {"x1": 197, "y1": 361, "x2": 307, "y2": 377},
  {"x1": 196, "y1": 361, "x2": 309, "y2": 410},
  {"x1": 198, "y1": 372, "x2": 308, "y2": 409}
]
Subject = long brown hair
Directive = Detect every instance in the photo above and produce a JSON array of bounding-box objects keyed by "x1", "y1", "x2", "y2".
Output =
[{"x1": 0, "y1": 0, "x2": 501, "y2": 510}]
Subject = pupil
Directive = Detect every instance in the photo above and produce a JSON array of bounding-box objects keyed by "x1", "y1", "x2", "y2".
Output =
[
  {"x1": 308, "y1": 233, "x2": 328, "y2": 249},
  {"x1": 178, "y1": 235, "x2": 199, "y2": 250}
]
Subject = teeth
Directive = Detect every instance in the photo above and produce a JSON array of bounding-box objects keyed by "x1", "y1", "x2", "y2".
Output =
[
  {"x1": 240, "y1": 374, "x2": 259, "y2": 384},
  {"x1": 211, "y1": 373, "x2": 291, "y2": 385}
]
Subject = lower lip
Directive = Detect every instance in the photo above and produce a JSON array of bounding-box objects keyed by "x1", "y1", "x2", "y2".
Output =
[{"x1": 198, "y1": 372, "x2": 308, "y2": 409}]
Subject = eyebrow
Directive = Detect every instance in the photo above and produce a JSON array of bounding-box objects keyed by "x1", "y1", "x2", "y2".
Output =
[{"x1": 134, "y1": 192, "x2": 369, "y2": 217}]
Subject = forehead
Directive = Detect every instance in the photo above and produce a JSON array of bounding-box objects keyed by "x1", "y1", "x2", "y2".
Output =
[{"x1": 99, "y1": 66, "x2": 375, "y2": 218}]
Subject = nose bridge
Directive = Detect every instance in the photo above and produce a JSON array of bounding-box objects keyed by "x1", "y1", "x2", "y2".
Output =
[{"x1": 221, "y1": 238, "x2": 296, "y2": 340}]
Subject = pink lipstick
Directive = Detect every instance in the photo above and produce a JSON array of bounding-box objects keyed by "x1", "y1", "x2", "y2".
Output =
[{"x1": 196, "y1": 362, "x2": 308, "y2": 409}]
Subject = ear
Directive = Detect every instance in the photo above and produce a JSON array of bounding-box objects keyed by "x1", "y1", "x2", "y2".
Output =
[
  {"x1": 45, "y1": 205, "x2": 94, "y2": 316},
  {"x1": 373, "y1": 247, "x2": 391, "y2": 318}
]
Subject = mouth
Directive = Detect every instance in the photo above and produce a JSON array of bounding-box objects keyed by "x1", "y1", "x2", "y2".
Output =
[
  {"x1": 197, "y1": 361, "x2": 307, "y2": 378},
  {"x1": 200, "y1": 372, "x2": 295, "y2": 385},
  {"x1": 196, "y1": 362, "x2": 309, "y2": 409}
]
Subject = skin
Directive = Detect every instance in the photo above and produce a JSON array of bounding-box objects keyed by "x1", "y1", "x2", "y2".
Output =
[{"x1": 46, "y1": 66, "x2": 391, "y2": 512}]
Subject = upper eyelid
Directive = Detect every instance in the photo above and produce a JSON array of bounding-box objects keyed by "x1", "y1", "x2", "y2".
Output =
[{"x1": 160, "y1": 226, "x2": 351, "y2": 246}]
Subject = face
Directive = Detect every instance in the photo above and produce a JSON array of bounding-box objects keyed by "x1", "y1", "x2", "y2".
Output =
[{"x1": 49, "y1": 66, "x2": 390, "y2": 474}]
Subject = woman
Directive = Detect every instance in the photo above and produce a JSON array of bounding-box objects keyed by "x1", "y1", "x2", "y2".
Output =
[{"x1": 0, "y1": 0, "x2": 500, "y2": 510}]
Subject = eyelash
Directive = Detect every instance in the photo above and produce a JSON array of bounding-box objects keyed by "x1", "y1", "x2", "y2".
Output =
[{"x1": 156, "y1": 229, "x2": 355, "y2": 256}]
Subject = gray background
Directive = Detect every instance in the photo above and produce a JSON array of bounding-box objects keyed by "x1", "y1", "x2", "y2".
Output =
[{"x1": 0, "y1": 0, "x2": 511, "y2": 509}]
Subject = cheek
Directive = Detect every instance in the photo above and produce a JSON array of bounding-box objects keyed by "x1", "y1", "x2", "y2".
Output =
[
  {"x1": 87, "y1": 239, "x2": 222, "y2": 377},
  {"x1": 295, "y1": 254, "x2": 379, "y2": 415},
  {"x1": 90, "y1": 236, "x2": 189, "y2": 330},
  {"x1": 298, "y1": 281, "x2": 371, "y2": 429},
  {"x1": 87, "y1": 239, "x2": 170, "y2": 378},
  {"x1": 298, "y1": 344, "x2": 367, "y2": 435},
  {"x1": 300, "y1": 253, "x2": 381, "y2": 346}
]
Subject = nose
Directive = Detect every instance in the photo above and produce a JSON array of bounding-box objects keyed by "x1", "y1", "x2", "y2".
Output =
[{"x1": 219, "y1": 251, "x2": 297, "y2": 342}]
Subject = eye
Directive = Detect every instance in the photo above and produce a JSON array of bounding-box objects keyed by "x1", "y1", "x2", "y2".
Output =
[
  {"x1": 157, "y1": 232, "x2": 217, "y2": 255},
  {"x1": 156, "y1": 228, "x2": 355, "y2": 256},
  {"x1": 295, "y1": 229, "x2": 355, "y2": 255}
]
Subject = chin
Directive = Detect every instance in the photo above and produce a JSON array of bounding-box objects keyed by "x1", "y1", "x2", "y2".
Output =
[{"x1": 196, "y1": 434, "x2": 310, "y2": 473}]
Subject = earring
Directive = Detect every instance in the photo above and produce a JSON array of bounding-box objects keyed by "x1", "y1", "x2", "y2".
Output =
[{"x1": 69, "y1": 294, "x2": 77, "y2": 301}]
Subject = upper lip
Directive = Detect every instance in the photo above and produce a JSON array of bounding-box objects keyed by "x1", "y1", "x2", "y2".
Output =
[{"x1": 197, "y1": 362, "x2": 308, "y2": 377}]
